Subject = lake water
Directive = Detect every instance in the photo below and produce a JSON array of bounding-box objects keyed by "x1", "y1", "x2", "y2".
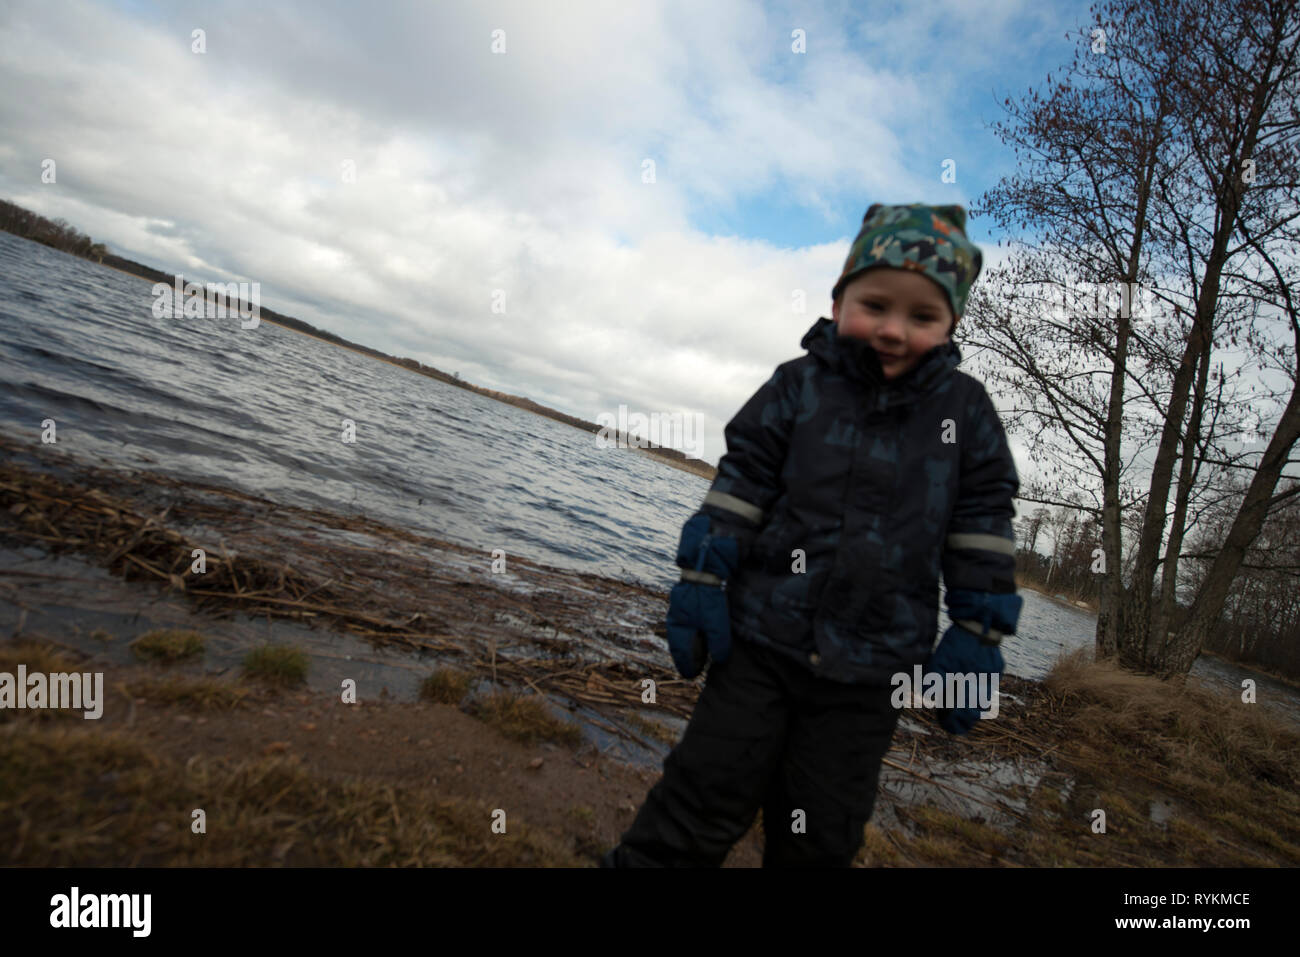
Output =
[{"x1": 2, "y1": 230, "x2": 1297, "y2": 724}]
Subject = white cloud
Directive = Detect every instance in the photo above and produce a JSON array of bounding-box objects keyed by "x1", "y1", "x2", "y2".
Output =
[{"x1": 0, "y1": 0, "x2": 1058, "y2": 464}]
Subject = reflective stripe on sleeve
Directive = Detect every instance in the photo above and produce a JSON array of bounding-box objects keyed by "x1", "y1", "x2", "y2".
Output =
[
  {"x1": 680, "y1": 568, "x2": 723, "y2": 585},
  {"x1": 954, "y1": 619, "x2": 1004, "y2": 645},
  {"x1": 946, "y1": 532, "x2": 1016, "y2": 555},
  {"x1": 703, "y1": 490, "x2": 764, "y2": 524}
]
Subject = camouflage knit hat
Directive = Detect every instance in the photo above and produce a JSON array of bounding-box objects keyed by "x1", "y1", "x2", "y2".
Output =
[{"x1": 831, "y1": 203, "x2": 983, "y2": 326}]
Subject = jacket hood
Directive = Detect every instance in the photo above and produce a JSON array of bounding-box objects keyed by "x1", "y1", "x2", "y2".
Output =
[{"x1": 800, "y1": 316, "x2": 961, "y2": 408}]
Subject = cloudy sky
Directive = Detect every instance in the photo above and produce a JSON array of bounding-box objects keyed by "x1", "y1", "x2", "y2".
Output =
[{"x1": 0, "y1": 0, "x2": 1092, "y2": 469}]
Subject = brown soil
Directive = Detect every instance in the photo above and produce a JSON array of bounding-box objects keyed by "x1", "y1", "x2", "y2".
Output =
[{"x1": 67, "y1": 656, "x2": 764, "y2": 867}]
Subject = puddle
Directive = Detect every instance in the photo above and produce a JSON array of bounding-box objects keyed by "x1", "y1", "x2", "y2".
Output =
[
  {"x1": 874, "y1": 712, "x2": 1052, "y2": 836},
  {"x1": 0, "y1": 536, "x2": 698, "y2": 771},
  {"x1": 1, "y1": 545, "x2": 463, "y2": 699}
]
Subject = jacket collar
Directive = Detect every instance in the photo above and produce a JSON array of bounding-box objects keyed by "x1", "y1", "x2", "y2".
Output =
[{"x1": 800, "y1": 316, "x2": 960, "y2": 408}]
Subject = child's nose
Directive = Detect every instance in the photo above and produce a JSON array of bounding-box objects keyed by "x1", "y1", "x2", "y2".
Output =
[{"x1": 876, "y1": 313, "x2": 906, "y2": 338}]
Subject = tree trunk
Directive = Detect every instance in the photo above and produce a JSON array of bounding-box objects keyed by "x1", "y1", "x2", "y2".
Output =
[
  {"x1": 1165, "y1": 388, "x2": 1300, "y2": 675},
  {"x1": 1098, "y1": 111, "x2": 1163, "y2": 662},
  {"x1": 1118, "y1": 3, "x2": 1279, "y2": 670},
  {"x1": 1149, "y1": 343, "x2": 1211, "y2": 658}
]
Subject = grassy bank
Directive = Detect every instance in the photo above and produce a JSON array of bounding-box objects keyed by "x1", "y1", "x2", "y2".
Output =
[
  {"x1": 0, "y1": 640, "x2": 630, "y2": 867},
  {"x1": 2, "y1": 635, "x2": 1296, "y2": 867}
]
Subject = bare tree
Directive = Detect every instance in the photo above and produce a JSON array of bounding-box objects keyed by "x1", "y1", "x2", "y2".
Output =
[
  {"x1": 1123, "y1": 0, "x2": 1300, "y2": 675},
  {"x1": 966, "y1": 0, "x2": 1300, "y2": 677}
]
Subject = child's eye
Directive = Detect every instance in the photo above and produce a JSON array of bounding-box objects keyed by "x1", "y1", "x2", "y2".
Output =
[{"x1": 862, "y1": 300, "x2": 939, "y2": 321}]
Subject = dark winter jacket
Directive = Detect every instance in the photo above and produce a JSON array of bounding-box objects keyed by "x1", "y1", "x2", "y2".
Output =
[{"x1": 697, "y1": 316, "x2": 1019, "y2": 685}]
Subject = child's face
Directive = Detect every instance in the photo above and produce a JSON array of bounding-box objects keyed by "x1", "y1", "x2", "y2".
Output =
[{"x1": 832, "y1": 267, "x2": 955, "y2": 380}]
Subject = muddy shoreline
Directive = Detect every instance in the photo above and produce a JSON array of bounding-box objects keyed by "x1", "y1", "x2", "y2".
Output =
[{"x1": 3, "y1": 435, "x2": 1297, "y2": 866}]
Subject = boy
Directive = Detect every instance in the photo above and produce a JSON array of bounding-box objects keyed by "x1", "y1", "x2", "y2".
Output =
[{"x1": 603, "y1": 203, "x2": 1022, "y2": 868}]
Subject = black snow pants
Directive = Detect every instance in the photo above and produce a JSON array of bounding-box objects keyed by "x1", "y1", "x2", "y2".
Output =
[{"x1": 602, "y1": 633, "x2": 901, "y2": 867}]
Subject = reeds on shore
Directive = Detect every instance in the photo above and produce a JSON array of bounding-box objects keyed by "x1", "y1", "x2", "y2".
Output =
[{"x1": 2, "y1": 441, "x2": 1298, "y2": 866}]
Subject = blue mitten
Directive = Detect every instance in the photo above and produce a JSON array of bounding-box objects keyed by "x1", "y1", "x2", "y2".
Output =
[
  {"x1": 673, "y1": 512, "x2": 741, "y2": 580},
  {"x1": 945, "y1": 588, "x2": 1023, "y2": 645},
  {"x1": 925, "y1": 625, "x2": 1004, "y2": 734},
  {"x1": 666, "y1": 581, "x2": 727, "y2": 678},
  {"x1": 925, "y1": 589, "x2": 1022, "y2": 735},
  {"x1": 664, "y1": 513, "x2": 741, "y2": 679}
]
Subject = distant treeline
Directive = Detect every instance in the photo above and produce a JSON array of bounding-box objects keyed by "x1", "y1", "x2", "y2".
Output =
[
  {"x1": 0, "y1": 198, "x2": 108, "y2": 262},
  {"x1": 0, "y1": 198, "x2": 717, "y2": 479},
  {"x1": 1014, "y1": 501, "x2": 1300, "y2": 681}
]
